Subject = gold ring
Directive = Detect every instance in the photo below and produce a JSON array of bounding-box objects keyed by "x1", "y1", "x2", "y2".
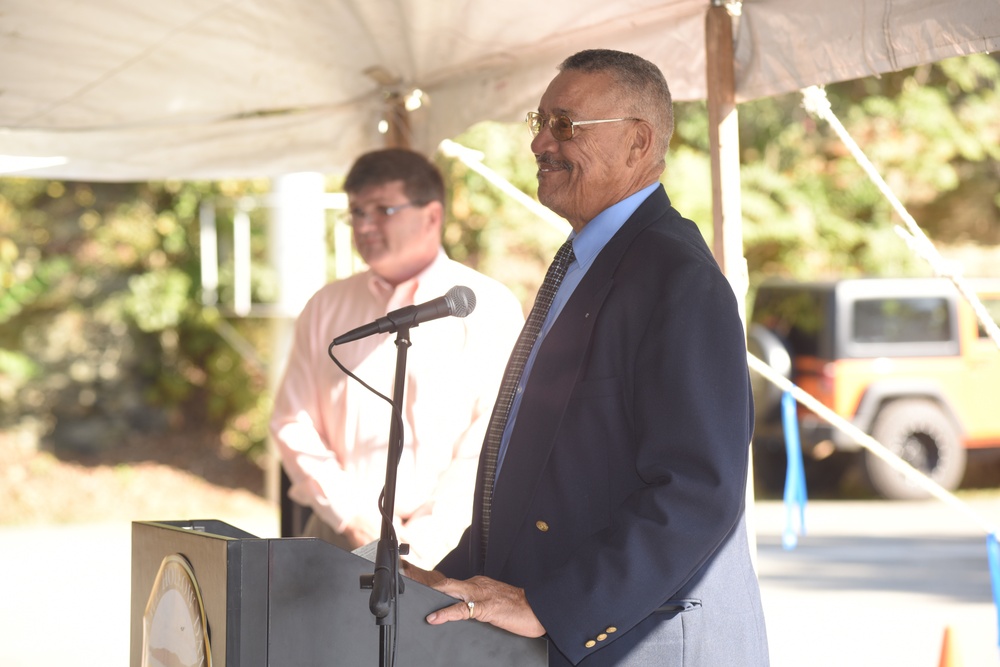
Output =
[{"x1": 467, "y1": 600, "x2": 476, "y2": 619}]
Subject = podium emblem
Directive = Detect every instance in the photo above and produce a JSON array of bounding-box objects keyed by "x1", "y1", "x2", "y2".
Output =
[{"x1": 142, "y1": 553, "x2": 212, "y2": 667}]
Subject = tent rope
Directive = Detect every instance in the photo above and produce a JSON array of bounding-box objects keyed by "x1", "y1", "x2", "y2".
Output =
[
  {"x1": 748, "y1": 351, "x2": 997, "y2": 535},
  {"x1": 800, "y1": 85, "x2": 1000, "y2": 351},
  {"x1": 438, "y1": 139, "x2": 571, "y2": 235},
  {"x1": 760, "y1": 94, "x2": 1000, "y2": 643},
  {"x1": 750, "y1": 349, "x2": 1000, "y2": 646}
]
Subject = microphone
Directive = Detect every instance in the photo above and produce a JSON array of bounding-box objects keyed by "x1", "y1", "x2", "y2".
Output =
[{"x1": 332, "y1": 285, "x2": 476, "y2": 345}]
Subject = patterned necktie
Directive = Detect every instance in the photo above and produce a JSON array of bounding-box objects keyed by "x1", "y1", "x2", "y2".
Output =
[{"x1": 479, "y1": 239, "x2": 575, "y2": 562}]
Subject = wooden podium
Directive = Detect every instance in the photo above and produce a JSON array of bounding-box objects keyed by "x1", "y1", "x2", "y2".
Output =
[{"x1": 131, "y1": 520, "x2": 548, "y2": 666}]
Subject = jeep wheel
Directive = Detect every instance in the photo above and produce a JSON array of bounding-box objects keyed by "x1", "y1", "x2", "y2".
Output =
[{"x1": 863, "y1": 399, "x2": 966, "y2": 500}]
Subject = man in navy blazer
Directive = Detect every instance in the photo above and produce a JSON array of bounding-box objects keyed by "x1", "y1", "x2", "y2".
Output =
[{"x1": 407, "y1": 49, "x2": 770, "y2": 666}]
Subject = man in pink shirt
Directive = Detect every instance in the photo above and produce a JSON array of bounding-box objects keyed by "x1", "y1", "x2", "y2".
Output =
[{"x1": 270, "y1": 148, "x2": 524, "y2": 568}]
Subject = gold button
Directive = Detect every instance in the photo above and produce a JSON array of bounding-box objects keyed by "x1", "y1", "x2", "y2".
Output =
[
  {"x1": 535, "y1": 520, "x2": 549, "y2": 532},
  {"x1": 597, "y1": 633, "x2": 608, "y2": 641},
  {"x1": 606, "y1": 627, "x2": 617, "y2": 633},
  {"x1": 585, "y1": 640, "x2": 596, "y2": 649}
]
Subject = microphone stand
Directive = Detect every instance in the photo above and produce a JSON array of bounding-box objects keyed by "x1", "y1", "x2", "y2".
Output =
[{"x1": 359, "y1": 325, "x2": 411, "y2": 667}]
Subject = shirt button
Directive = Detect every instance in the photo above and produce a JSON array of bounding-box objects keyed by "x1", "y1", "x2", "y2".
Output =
[
  {"x1": 585, "y1": 640, "x2": 596, "y2": 649},
  {"x1": 597, "y1": 633, "x2": 608, "y2": 641},
  {"x1": 606, "y1": 626, "x2": 618, "y2": 633},
  {"x1": 535, "y1": 520, "x2": 549, "y2": 532}
]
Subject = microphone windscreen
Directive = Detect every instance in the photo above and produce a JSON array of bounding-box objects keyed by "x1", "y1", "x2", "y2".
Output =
[{"x1": 446, "y1": 285, "x2": 476, "y2": 318}]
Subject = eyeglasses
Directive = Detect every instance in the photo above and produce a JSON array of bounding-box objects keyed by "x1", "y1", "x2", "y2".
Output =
[
  {"x1": 348, "y1": 202, "x2": 416, "y2": 225},
  {"x1": 526, "y1": 111, "x2": 641, "y2": 142}
]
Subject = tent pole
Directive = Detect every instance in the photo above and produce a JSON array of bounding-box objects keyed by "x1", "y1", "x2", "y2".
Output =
[
  {"x1": 706, "y1": 1, "x2": 745, "y2": 301},
  {"x1": 706, "y1": 0, "x2": 759, "y2": 561},
  {"x1": 385, "y1": 93, "x2": 411, "y2": 149}
]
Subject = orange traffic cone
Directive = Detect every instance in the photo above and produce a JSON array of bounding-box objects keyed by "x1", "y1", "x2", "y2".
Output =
[{"x1": 938, "y1": 625, "x2": 964, "y2": 667}]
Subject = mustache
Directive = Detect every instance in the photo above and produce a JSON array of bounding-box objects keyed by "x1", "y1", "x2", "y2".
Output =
[{"x1": 536, "y1": 154, "x2": 572, "y2": 170}]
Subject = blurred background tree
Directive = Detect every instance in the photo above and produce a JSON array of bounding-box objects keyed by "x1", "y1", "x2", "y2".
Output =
[
  {"x1": 0, "y1": 179, "x2": 274, "y2": 461},
  {"x1": 1, "y1": 53, "x2": 997, "y2": 467},
  {"x1": 730, "y1": 53, "x2": 1000, "y2": 286}
]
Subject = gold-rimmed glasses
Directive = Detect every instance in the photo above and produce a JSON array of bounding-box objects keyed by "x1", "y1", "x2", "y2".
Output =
[{"x1": 526, "y1": 111, "x2": 641, "y2": 142}]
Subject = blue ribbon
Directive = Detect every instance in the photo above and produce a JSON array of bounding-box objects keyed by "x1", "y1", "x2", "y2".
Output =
[
  {"x1": 781, "y1": 390, "x2": 808, "y2": 550},
  {"x1": 987, "y1": 533, "x2": 1000, "y2": 648}
]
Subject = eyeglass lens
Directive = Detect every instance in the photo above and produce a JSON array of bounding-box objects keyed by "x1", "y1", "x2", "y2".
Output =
[
  {"x1": 528, "y1": 113, "x2": 577, "y2": 142},
  {"x1": 349, "y1": 203, "x2": 413, "y2": 225},
  {"x1": 550, "y1": 115, "x2": 574, "y2": 141}
]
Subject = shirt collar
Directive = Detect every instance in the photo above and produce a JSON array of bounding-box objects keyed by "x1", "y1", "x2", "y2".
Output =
[{"x1": 569, "y1": 182, "x2": 659, "y2": 269}]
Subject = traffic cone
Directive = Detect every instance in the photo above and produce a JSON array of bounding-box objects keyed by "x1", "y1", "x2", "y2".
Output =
[{"x1": 938, "y1": 625, "x2": 963, "y2": 667}]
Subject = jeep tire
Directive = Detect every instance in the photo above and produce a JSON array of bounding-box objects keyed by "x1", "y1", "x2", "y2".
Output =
[{"x1": 863, "y1": 399, "x2": 966, "y2": 500}]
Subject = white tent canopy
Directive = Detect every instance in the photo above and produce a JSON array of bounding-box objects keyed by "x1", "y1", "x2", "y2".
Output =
[{"x1": 2, "y1": 0, "x2": 998, "y2": 182}]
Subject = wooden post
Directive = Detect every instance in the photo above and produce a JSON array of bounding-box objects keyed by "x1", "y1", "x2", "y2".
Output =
[
  {"x1": 384, "y1": 93, "x2": 411, "y2": 149},
  {"x1": 706, "y1": 1, "x2": 746, "y2": 313},
  {"x1": 706, "y1": 0, "x2": 759, "y2": 561}
]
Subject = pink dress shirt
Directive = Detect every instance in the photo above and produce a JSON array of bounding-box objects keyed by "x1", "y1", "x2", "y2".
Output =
[{"x1": 270, "y1": 249, "x2": 524, "y2": 567}]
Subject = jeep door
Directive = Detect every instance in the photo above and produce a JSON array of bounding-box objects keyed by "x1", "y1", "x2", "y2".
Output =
[{"x1": 961, "y1": 291, "x2": 1000, "y2": 446}]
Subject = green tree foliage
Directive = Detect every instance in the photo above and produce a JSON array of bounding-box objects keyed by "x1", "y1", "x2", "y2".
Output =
[
  {"x1": 0, "y1": 179, "x2": 274, "y2": 459},
  {"x1": 730, "y1": 53, "x2": 1000, "y2": 289}
]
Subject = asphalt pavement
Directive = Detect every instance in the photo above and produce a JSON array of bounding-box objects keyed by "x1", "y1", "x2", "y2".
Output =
[
  {"x1": 2, "y1": 499, "x2": 999, "y2": 666},
  {"x1": 754, "y1": 498, "x2": 1000, "y2": 666}
]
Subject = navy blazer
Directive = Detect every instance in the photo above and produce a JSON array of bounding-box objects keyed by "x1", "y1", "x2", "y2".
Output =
[{"x1": 438, "y1": 186, "x2": 769, "y2": 666}]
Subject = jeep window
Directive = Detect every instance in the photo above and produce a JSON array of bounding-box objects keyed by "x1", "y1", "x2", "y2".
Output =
[
  {"x1": 845, "y1": 295, "x2": 959, "y2": 358},
  {"x1": 852, "y1": 297, "x2": 951, "y2": 344},
  {"x1": 752, "y1": 288, "x2": 832, "y2": 358}
]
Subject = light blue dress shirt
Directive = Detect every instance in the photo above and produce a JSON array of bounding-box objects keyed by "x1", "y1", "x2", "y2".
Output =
[{"x1": 493, "y1": 182, "x2": 659, "y2": 478}]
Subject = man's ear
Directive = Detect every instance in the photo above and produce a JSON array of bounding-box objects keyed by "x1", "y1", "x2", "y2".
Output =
[
  {"x1": 626, "y1": 120, "x2": 655, "y2": 166},
  {"x1": 425, "y1": 199, "x2": 445, "y2": 231}
]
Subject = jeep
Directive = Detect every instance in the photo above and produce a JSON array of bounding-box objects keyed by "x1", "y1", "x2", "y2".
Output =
[{"x1": 748, "y1": 277, "x2": 1000, "y2": 499}]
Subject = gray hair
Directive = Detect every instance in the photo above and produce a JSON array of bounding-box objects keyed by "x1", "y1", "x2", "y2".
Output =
[{"x1": 559, "y1": 49, "x2": 674, "y2": 159}]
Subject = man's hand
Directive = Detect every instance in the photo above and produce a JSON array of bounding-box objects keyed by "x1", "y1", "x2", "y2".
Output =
[
  {"x1": 341, "y1": 514, "x2": 381, "y2": 549},
  {"x1": 425, "y1": 575, "x2": 546, "y2": 638}
]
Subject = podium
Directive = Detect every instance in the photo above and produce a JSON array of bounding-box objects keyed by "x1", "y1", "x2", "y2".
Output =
[{"x1": 130, "y1": 520, "x2": 548, "y2": 666}]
